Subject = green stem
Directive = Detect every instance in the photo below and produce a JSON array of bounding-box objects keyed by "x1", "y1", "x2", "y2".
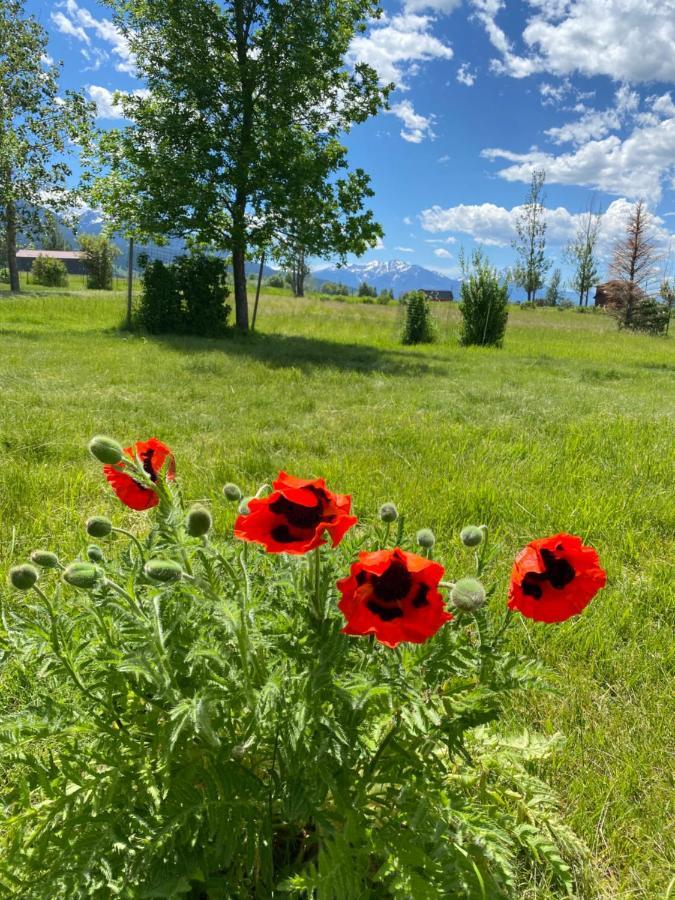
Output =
[
  {"x1": 104, "y1": 577, "x2": 147, "y2": 620},
  {"x1": 111, "y1": 527, "x2": 146, "y2": 564},
  {"x1": 382, "y1": 522, "x2": 391, "y2": 548},
  {"x1": 312, "y1": 547, "x2": 322, "y2": 620}
]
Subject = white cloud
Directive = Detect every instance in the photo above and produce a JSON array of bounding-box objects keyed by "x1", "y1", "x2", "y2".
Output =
[
  {"x1": 347, "y1": 13, "x2": 452, "y2": 88},
  {"x1": 389, "y1": 99, "x2": 436, "y2": 143},
  {"x1": 474, "y1": 0, "x2": 675, "y2": 84},
  {"x1": 87, "y1": 85, "x2": 148, "y2": 119},
  {"x1": 483, "y1": 109, "x2": 675, "y2": 202},
  {"x1": 456, "y1": 63, "x2": 476, "y2": 86},
  {"x1": 544, "y1": 84, "x2": 639, "y2": 146},
  {"x1": 419, "y1": 198, "x2": 672, "y2": 258},
  {"x1": 403, "y1": 216, "x2": 413, "y2": 225},
  {"x1": 433, "y1": 247, "x2": 453, "y2": 258},
  {"x1": 395, "y1": 246, "x2": 415, "y2": 252},
  {"x1": 438, "y1": 154, "x2": 451, "y2": 163},
  {"x1": 372, "y1": 235, "x2": 385, "y2": 250},
  {"x1": 51, "y1": 0, "x2": 135, "y2": 75},
  {"x1": 404, "y1": 0, "x2": 462, "y2": 13},
  {"x1": 41, "y1": 53, "x2": 55, "y2": 66}
]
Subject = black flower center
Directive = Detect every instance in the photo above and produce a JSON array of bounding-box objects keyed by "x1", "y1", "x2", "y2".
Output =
[
  {"x1": 269, "y1": 491, "x2": 326, "y2": 531},
  {"x1": 140, "y1": 448, "x2": 158, "y2": 482},
  {"x1": 372, "y1": 561, "x2": 412, "y2": 603},
  {"x1": 521, "y1": 548, "x2": 575, "y2": 600}
]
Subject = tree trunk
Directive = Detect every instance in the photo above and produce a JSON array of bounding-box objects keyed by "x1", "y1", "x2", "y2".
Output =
[
  {"x1": 231, "y1": 240, "x2": 249, "y2": 331},
  {"x1": 5, "y1": 198, "x2": 20, "y2": 293},
  {"x1": 296, "y1": 250, "x2": 305, "y2": 297}
]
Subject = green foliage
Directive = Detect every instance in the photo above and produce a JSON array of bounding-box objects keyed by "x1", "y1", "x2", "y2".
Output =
[
  {"x1": 91, "y1": 0, "x2": 389, "y2": 329},
  {"x1": 30, "y1": 255, "x2": 68, "y2": 287},
  {"x1": 40, "y1": 212, "x2": 71, "y2": 251},
  {"x1": 137, "y1": 254, "x2": 231, "y2": 336},
  {"x1": 620, "y1": 295, "x2": 671, "y2": 335},
  {"x1": 79, "y1": 234, "x2": 118, "y2": 290},
  {"x1": 459, "y1": 250, "x2": 510, "y2": 347},
  {"x1": 321, "y1": 281, "x2": 350, "y2": 296},
  {"x1": 512, "y1": 170, "x2": 550, "y2": 304},
  {"x1": 377, "y1": 288, "x2": 394, "y2": 305},
  {"x1": 401, "y1": 291, "x2": 435, "y2": 345},
  {"x1": 543, "y1": 268, "x2": 563, "y2": 307},
  {"x1": 0, "y1": 441, "x2": 589, "y2": 897},
  {"x1": 266, "y1": 273, "x2": 286, "y2": 288},
  {"x1": 0, "y1": 0, "x2": 94, "y2": 291},
  {"x1": 358, "y1": 281, "x2": 377, "y2": 298}
]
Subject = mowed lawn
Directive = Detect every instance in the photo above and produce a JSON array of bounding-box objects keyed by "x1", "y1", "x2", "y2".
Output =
[{"x1": 0, "y1": 287, "x2": 673, "y2": 897}]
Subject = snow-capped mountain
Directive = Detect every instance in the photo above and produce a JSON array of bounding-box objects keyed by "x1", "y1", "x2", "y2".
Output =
[{"x1": 314, "y1": 259, "x2": 461, "y2": 297}]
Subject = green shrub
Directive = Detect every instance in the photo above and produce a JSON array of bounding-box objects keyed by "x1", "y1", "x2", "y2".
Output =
[
  {"x1": 401, "y1": 290, "x2": 435, "y2": 345},
  {"x1": 0, "y1": 435, "x2": 593, "y2": 897},
  {"x1": 459, "y1": 250, "x2": 509, "y2": 347},
  {"x1": 377, "y1": 288, "x2": 394, "y2": 305},
  {"x1": 320, "y1": 280, "x2": 350, "y2": 296},
  {"x1": 79, "y1": 234, "x2": 118, "y2": 290},
  {"x1": 0, "y1": 267, "x2": 10, "y2": 283},
  {"x1": 358, "y1": 281, "x2": 377, "y2": 298},
  {"x1": 266, "y1": 273, "x2": 285, "y2": 288},
  {"x1": 31, "y1": 255, "x2": 68, "y2": 287},
  {"x1": 622, "y1": 297, "x2": 671, "y2": 334},
  {"x1": 137, "y1": 254, "x2": 230, "y2": 336}
]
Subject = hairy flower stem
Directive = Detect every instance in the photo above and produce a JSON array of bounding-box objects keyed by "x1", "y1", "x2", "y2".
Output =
[
  {"x1": 111, "y1": 526, "x2": 146, "y2": 564},
  {"x1": 312, "y1": 547, "x2": 322, "y2": 620},
  {"x1": 475, "y1": 525, "x2": 489, "y2": 577},
  {"x1": 104, "y1": 577, "x2": 148, "y2": 621},
  {"x1": 383, "y1": 522, "x2": 391, "y2": 548}
]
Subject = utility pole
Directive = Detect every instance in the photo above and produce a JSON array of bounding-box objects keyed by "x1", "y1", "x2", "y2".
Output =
[{"x1": 126, "y1": 236, "x2": 134, "y2": 329}]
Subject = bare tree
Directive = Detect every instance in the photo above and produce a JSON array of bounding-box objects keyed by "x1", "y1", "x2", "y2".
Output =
[
  {"x1": 566, "y1": 202, "x2": 602, "y2": 306},
  {"x1": 512, "y1": 169, "x2": 550, "y2": 303},
  {"x1": 609, "y1": 199, "x2": 660, "y2": 327}
]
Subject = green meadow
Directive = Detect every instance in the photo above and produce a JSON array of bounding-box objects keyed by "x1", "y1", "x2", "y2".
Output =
[{"x1": 0, "y1": 286, "x2": 673, "y2": 897}]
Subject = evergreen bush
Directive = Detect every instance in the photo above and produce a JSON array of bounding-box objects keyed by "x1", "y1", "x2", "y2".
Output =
[
  {"x1": 79, "y1": 234, "x2": 118, "y2": 290},
  {"x1": 31, "y1": 255, "x2": 68, "y2": 287},
  {"x1": 459, "y1": 250, "x2": 509, "y2": 347},
  {"x1": 401, "y1": 290, "x2": 435, "y2": 345}
]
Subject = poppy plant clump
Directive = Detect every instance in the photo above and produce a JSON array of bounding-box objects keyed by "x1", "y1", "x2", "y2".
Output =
[{"x1": 2, "y1": 434, "x2": 606, "y2": 898}]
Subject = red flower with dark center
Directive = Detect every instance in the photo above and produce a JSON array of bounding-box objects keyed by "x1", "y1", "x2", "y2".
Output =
[
  {"x1": 103, "y1": 438, "x2": 175, "y2": 511},
  {"x1": 508, "y1": 533, "x2": 606, "y2": 623},
  {"x1": 338, "y1": 548, "x2": 452, "y2": 648},
  {"x1": 234, "y1": 471, "x2": 357, "y2": 555}
]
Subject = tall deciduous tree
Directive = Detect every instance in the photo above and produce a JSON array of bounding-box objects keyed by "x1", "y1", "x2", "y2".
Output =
[
  {"x1": 0, "y1": 0, "x2": 93, "y2": 292},
  {"x1": 94, "y1": 0, "x2": 388, "y2": 330},
  {"x1": 566, "y1": 203, "x2": 602, "y2": 306},
  {"x1": 512, "y1": 169, "x2": 550, "y2": 304}
]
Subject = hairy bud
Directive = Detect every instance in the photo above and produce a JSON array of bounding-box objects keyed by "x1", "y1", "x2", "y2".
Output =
[
  {"x1": 144, "y1": 558, "x2": 183, "y2": 583},
  {"x1": 379, "y1": 502, "x2": 399, "y2": 523},
  {"x1": 88, "y1": 435, "x2": 124, "y2": 466},
  {"x1": 63, "y1": 562, "x2": 100, "y2": 590},
  {"x1": 86, "y1": 516, "x2": 112, "y2": 538},
  {"x1": 9, "y1": 564, "x2": 39, "y2": 591},
  {"x1": 460, "y1": 526, "x2": 484, "y2": 548},
  {"x1": 186, "y1": 505, "x2": 212, "y2": 537},
  {"x1": 87, "y1": 544, "x2": 105, "y2": 563},
  {"x1": 416, "y1": 528, "x2": 436, "y2": 550},
  {"x1": 30, "y1": 550, "x2": 60, "y2": 569},
  {"x1": 450, "y1": 577, "x2": 487, "y2": 612},
  {"x1": 238, "y1": 497, "x2": 252, "y2": 516},
  {"x1": 223, "y1": 482, "x2": 243, "y2": 502}
]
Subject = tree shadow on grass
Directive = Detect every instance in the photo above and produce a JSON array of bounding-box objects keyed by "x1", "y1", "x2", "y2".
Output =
[{"x1": 147, "y1": 330, "x2": 439, "y2": 377}]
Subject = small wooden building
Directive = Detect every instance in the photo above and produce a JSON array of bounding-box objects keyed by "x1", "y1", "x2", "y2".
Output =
[
  {"x1": 421, "y1": 289, "x2": 454, "y2": 302},
  {"x1": 16, "y1": 249, "x2": 87, "y2": 276}
]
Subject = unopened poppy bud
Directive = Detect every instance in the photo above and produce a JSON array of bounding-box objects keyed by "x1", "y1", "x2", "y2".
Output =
[
  {"x1": 379, "y1": 502, "x2": 398, "y2": 523},
  {"x1": 144, "y1": 558, "x2": 183, "y2": 583},
  {"x1": 88, "y1": 435, "x2": 124, "y2": 465},
  {"x1": 87, "y1": 544, "x2": 105, "y2": 563},
  {"x1": 86, "y1": 516, "x2": 112, "y2": 538},
  {"x1": 30, "y1": 550, "x2": 59, "y2": 569},
  {"x1": 63, "y1": 562, "x2": 100, "y2": 590},
  {"x1": 460, "y1": 526, "x2": 484, "y2": 548},
  {"x1": 223, "y1": 482, "x2": 242, "y2": 502},
  {"x1": 450, "y1": 577, "x2": 486, "y2": 612},
  {"x1": 9, "y1": 564, "x2": 39, "y2": 591},
  {"x1": 238, "y1": 496, "x2": 252, "y2": 515},
  {"x1": 186, "y1": 504, "x2": 212, "y2": 537},
  {"x1": 416, "y1": 528, "x2": 435, "y2": 549}
]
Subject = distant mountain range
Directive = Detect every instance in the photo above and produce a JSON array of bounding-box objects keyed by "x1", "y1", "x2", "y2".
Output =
[{"x1": 313, "y1": 259, "x2": 461, "y2": 297}]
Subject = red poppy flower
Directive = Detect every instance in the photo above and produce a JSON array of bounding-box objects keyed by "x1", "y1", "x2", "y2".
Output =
[
  {"x1": 508, "y1": 533, "x2": 606, "y2": 623},
  {"x1": 103, "y1": 437, "x2": 175, "y2": 511},
  {"x1": 234, "y1": 471, "x2": 357, "y2": 555},
  {"x1": 338, "y1": 547, "x2": 452, "y2": 648}
]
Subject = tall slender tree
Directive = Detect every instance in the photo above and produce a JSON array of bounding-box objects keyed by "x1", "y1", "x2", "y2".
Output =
[
  {"x1": 0, "y1": 0, "x2": 93, "y2": 292},
  {"x1": 566, "y1": 202, "x2": 602, "y2": 306},
  {"x1": 512, "y1": 169, "x2": 550, "y2": 303},
  {"x1": 94, "y1": 0, "x2": 389, "y2": 330},
  {"x1": 609, "y1": 199, "x2": 660, "y2": 327}
]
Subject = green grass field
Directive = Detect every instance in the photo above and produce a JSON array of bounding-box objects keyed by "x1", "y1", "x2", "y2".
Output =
[{"x1": 0, "y1": 286, "x2": 673, "y2": 897}]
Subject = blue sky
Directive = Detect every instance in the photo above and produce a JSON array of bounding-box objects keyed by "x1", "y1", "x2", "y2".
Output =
[{"x1": 30, "y1": 0, "x2": 675, "y2": 281}]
